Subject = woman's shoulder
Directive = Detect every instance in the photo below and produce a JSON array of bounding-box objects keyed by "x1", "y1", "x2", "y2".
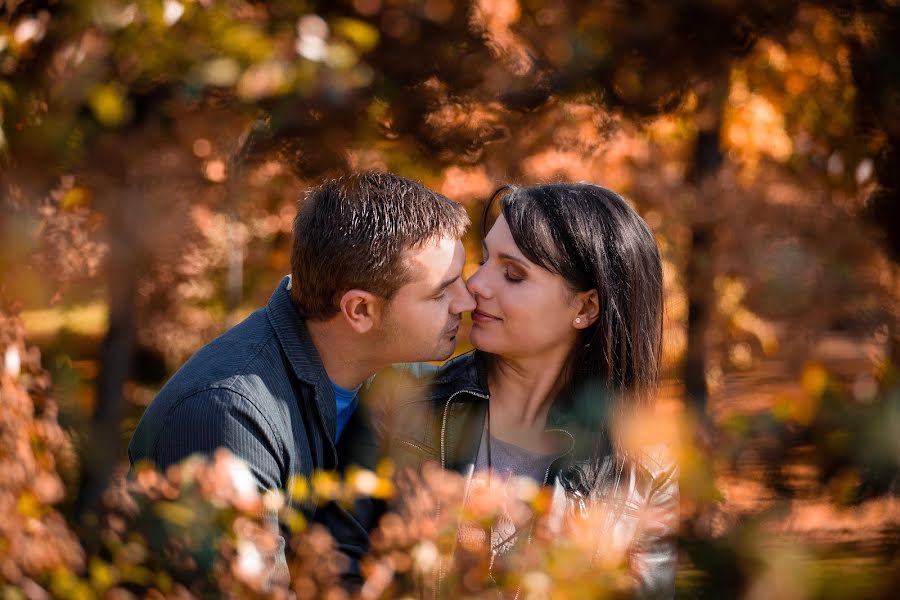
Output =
[
  {"x1": 631, "y1": 443, "x2": 678, "y2": 498},
  {"x1": 433, "y1": 351, "x2": 485, "y2": 395},
  {"x1": 636, "y1": 444, "x2": 677, "y2": 475},
  {"x1": 363, "y1": 351, "x2": 482, "y2": 416},
  {"x1": 579, "y1": 445, "x2": 677, "y2": 497}
]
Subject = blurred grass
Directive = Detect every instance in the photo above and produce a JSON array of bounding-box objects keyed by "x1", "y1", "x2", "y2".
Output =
[
  {"x1": 20, "y1": 302, "x2": 109, "y2": 339},
  {"x1": 676, "y1": 547, "x2": 897, "y2": 599}
]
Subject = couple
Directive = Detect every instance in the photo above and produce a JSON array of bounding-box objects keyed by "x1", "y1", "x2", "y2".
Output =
[{"x1": 128, "y1": 172, "x2": 677, "y2": 598}]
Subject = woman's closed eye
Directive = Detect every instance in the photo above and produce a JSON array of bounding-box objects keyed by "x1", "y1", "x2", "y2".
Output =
[{"x1": 504, "y1": 266, "x2": 525, "y2": 283}]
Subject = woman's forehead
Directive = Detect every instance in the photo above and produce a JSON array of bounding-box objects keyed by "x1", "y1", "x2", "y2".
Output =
[{"x1": 484, "y1": 216, "x2": 522, "y2": 256}]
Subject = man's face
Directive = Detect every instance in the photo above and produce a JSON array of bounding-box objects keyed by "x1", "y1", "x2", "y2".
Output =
[{"x1": 376, "y1": 236, "x2": 475, "y2": 363}]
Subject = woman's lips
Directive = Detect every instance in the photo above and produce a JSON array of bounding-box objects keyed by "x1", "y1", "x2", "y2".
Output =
[{"x1": 472, "y1": 309, "x2": 501, "y2": 323}]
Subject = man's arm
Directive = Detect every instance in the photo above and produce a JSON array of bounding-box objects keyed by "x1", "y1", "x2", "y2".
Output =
[
  {"x1": 151, "y1": 388, "x2": 286, "y2": 490},
  {"x1": 149, "y1": 388, "x2": 290, "y2": 588}
]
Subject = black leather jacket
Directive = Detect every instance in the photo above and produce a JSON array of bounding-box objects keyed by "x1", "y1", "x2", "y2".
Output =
[{"x1": 376, "y1": 351, "x2": 678, "y2": 599}]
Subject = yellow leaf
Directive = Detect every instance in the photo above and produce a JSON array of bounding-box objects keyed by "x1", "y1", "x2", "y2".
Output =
[
  {"x1": 89, "y1": 558, "x2": 117, "y2": 591},
  {"x1": 156, "y1": 571, "x2": 173, "y2": 593},
  {"x1": 16, "y1": 491, "x2": 42, "y2": 518},
  {"x1": 801, "y1": 363, "x2": 829, "y2": 397},
  {"x1": 281, "y1": 506, "x2": 306, "y2": 533},
  {"x1": 154, "y1": 501, "x2": 195, "y2": 527},
  {"x1": 221, "y1": 24, "x2": 271, "y2": 63},
  {"x1": 61, "y1": 186, "x2": 89, "y2": 210},
  {"x1": 88, "y1": 84, "x2": 129, "y2": 127},
  {"x1": 50, "y1": 566, "x2": 80, "y2": 599},
  {"x1": 120, "y1": 564, "x2": 153, "y2": 586},
  {"x1": 288, "y1": 475, "x2": 308, "y2": 502},
  {"x1": 311, "y1": 470, "x2": 342, "y2": 501},
  {"x1": 333, "y1": 18, "x2": 379, "y2": 52}
]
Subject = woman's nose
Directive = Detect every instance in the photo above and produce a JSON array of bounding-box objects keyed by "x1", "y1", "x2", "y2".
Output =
[{"x1": 466, "y1": 266, "x2": 492, "y2": 299}]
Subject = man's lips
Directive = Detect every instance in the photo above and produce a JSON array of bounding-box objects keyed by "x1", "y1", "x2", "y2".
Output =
[
  {"x1": 472, "y1": 309, "x2": 501, "y2": 323},
  {"x1": 445, "y1": 320, "x2": 461, "y2": 337}
]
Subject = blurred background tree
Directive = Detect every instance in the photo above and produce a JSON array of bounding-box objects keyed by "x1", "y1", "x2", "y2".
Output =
[{"x1": 1, "y1": 0, "x2": 898, "y2": 597}]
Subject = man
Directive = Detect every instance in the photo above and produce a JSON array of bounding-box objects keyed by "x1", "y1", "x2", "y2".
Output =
[{"x1": 128, "y1": 171, "x2": 475, "y2": 584}]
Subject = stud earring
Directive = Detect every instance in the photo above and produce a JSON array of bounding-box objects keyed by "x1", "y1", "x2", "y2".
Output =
[{"x1": 575, "y1": 318, "x2": 582, "y2": 325}]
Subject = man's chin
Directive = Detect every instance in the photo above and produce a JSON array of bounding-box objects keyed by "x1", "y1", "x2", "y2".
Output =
[
  {"x1": 430, "y1": 339, "x2": 457, "y2": 362},
  {"x1": 392, "y1": 336, "x2": 457, "y2": 364}
]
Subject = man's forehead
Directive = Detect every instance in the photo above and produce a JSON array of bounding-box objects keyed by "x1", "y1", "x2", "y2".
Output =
[{"x1": 402, "y1": 237, "x2": 462, "y2": 280}]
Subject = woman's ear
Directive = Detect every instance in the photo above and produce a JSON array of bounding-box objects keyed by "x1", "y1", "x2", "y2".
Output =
[
  {"x1": 340, "y1": 289, "x2": 380, "y2": 334},
  {"x1": 573, "y1": 289, "x2": 600, "y2": 329}
]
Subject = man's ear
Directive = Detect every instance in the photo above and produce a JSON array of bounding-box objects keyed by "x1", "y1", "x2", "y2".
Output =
[
  {"x1": 339, "y1": 289, "x2": 381, "y2": 334},
  {"x1": 573, "y1": 289, "x2": 600, "y2": 329}
]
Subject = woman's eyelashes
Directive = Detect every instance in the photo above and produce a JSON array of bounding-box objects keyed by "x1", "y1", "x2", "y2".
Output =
[
  {"x1": 504, "y1": 267, "x2": 525, "y2": 283},
  {"x1": 479, "y1": 255, "x2": 525, "y2": 283},
  {"x1": 478, "y1": 250, "x2": 525, "y2": 283}
]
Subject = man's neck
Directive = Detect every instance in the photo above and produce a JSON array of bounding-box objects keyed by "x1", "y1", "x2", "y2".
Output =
[{"x1": 305, "y1": 319, "x2": 379, "y2": 389}]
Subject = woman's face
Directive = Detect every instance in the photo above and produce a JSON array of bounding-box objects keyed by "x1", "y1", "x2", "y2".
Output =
[{"x1": 467, "y1": 215, "x2": 596, "y2": 361}]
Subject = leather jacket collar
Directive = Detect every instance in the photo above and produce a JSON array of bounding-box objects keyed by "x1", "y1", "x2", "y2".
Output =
[{"x1": 429, "y1": 351, "x2": 576, "y2": 481}]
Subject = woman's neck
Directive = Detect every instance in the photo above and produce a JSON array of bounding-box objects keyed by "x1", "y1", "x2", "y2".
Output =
[{"x1": 486, "y1": 348, "x2": 571, "y2": 451}]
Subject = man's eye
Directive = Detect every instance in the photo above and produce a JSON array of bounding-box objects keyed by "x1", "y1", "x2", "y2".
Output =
[{"x1": 434, "y1": 291, "x2": 447, "y2": 300}]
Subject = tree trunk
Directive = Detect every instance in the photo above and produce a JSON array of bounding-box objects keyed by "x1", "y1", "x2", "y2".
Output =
[
  {"x1": 76, "y1": 189, "x2": 139, "y2": 523},
  {"x1": 847, "y1": 4, "x2": 900, "y2": 366},
  {"x1": 683, "y1": 82, "x2": 727, "y2": 419},
  {"x1": 684, "y1": 222, "x2": 715, "y2": 413}
]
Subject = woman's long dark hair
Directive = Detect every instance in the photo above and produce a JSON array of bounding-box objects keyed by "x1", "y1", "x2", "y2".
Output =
[{"x1": 484, "y1": 183, "x2": 664, "y2": 491}]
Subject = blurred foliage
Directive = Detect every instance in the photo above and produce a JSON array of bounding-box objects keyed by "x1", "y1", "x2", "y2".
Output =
[
  {"x1": 2, "y1": 0, "x2": 900, "y2": 598},
  {"x1": 0, "y1": 307, "x2": 897, "y2": 598}
]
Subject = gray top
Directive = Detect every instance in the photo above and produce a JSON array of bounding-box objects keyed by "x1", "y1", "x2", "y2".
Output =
[
  {"x1": 468, "y1": 427, "x2": 562, "y2": 555},
  {"x1": 474, "y1": 427, "x2": 559, "y2": 485}
]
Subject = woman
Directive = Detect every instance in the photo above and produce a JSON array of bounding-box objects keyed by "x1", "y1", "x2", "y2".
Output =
[{"x1": 381, "y1": 183, "x2": 677, "y2": 599}]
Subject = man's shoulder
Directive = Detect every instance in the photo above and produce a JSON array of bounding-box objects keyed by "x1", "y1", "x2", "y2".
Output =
[
  {"x1": 163, "y1": 308, "x2": 286, "y2": 396},
  {"x1": 130, "y1": 308, "x2": 292, "y2": 455}
]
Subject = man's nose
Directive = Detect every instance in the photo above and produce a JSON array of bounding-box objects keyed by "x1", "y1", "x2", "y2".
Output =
[{"x1": 450, "y1": 280, "x2": 476, "y2": 314}]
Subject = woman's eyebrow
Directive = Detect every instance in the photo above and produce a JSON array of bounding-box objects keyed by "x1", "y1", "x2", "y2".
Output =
[
  {"x1": 498, "y1": 252, "x2": 529, "y2": 267},
  {"x1": 482, "y1": 240, "x2": 529, "y2": 267}
]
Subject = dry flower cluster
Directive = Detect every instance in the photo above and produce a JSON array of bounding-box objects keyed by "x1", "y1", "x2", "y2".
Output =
[
  {"x1": 0, "y1": 312, "x2": 82, "y2": 590},
  {"x1": 2, "y1": 303, "x2": 899, "y2": 599},
  {"x1": 0, "y1": 313, "x2": 652, "y2": 599}
]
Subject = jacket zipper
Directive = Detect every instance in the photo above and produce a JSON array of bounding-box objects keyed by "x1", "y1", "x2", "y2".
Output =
[
  {"x1": 437, "y1": 389, "x2": 488, "y2": 599},
  {"x1": 538, "y1": 428, "x2": 576, "y2": 486},
  {"x1": 440, "y1": 394, "x2": 573, "y2": 600},
  {"x1": 506, "y1": 428, "x2": 576, "y2": 600},
  {"x1": 440, "y1": 389, "x2": 489, "y2": 469},
  {"x1": 396, "y1": 439, "x2": 432, "y2": 455}
]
